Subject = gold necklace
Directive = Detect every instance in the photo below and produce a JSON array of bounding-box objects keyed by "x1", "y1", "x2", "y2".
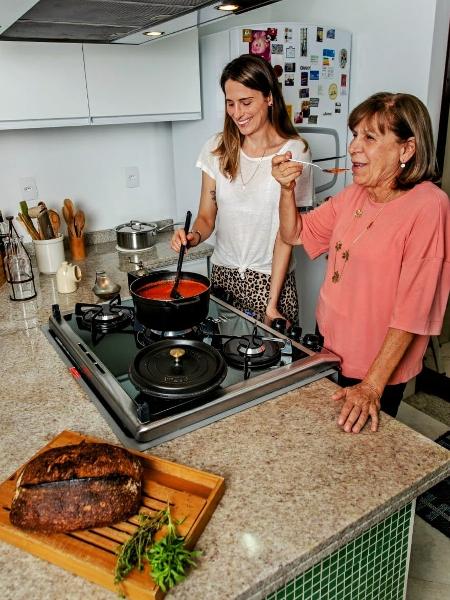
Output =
[
  {"x1": 239, "y1": 148, "x2": 267, "y2": 190},
  {"x1": 331, "y1": 190, "x2": 395, "y2": 283}
]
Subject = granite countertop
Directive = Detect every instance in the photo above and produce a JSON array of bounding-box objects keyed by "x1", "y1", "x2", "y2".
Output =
[{"x1": 0, "y1": 237, "x2": 449, "y2": 600}]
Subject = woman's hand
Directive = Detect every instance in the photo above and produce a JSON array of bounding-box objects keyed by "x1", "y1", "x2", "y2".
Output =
[
  {"x1": 170, "y1": 228, "x2": 197, "y2": 253},
  {"x1": 264, "y1": 305, "x2": 291, "y2": 329},
  {"x1": 272, "y1": 152, "x2": 303, "y2": 191},
  {"x1": 332, "y1": 382, "x2": 382, "y2": 433}
]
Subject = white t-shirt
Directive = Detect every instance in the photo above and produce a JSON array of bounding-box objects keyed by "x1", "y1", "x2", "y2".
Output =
[{"x1": 196, "y1": 135, "x2": 313, "y2": 275}]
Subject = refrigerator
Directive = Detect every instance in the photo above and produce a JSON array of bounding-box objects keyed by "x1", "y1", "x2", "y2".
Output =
[{"x1": 172, "y1": 22, "x2": 352, "y2": 333}]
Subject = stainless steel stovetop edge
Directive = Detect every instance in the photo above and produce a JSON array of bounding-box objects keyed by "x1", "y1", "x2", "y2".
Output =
[{"x1": 45, "y1": 324, "x2": 337, "y2": 451}]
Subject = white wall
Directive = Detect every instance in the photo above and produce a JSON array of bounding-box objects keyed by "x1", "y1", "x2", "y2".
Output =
[{"x1": 0, "y1": 122, "x2": 176, "y2": 238}]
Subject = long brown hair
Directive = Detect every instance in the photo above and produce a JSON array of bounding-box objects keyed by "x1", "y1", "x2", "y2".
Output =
[
  {"x1": 348, "y1": 92, "x2": 439, "y2": 189},
  {"x1": 214, "y1": 54, "x2": 306, "y2": 180}
]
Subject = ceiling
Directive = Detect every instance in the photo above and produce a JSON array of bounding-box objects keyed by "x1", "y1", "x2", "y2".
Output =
[{"x1": 0, "y1": 0, "x2": 282, "y2": 44}]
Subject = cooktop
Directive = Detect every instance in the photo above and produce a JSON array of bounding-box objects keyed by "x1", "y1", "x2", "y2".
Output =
[{"x1": 45, "y1": 295, "x2": 340, "y2": 450}]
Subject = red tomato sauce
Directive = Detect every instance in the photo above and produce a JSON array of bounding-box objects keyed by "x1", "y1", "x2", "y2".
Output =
[{"x1": 137, "y1": 279, "x2": 208, "y2": 300}]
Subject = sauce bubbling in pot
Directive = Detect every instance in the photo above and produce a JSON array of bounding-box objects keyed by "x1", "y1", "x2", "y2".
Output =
[{"x1": 137, "y1": 279, "x2": 208, "y2": 300}]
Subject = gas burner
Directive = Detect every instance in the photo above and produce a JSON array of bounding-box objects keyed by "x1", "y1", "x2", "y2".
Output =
[
  {"x1": 149, "y1": 327, "x2": 194, "y2": 338},
  {"x1": 223, "y1": 334, "x2": 281, "y2": 370},
  {"x1": 75, "y1": 295, "x2": 134, "y2": 332},
  {"x1": 133, "y1": 321, "x2": 202, "y2": 348}
]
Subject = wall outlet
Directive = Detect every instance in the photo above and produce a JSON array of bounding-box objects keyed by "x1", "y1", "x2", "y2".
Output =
[
  {"x1": 19, "y1": 177, "x2": 38, "y2": 202},
  {"x1": 125, "y1": 166, "x2": 140, "y2": 189}
]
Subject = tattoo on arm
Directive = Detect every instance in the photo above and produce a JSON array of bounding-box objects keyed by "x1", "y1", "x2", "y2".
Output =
[{"x1": 210, "y1": 190, "x2": 217, "y2": 204}]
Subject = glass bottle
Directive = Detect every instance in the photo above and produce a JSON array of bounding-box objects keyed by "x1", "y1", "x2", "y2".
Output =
[{"x1": 4, "y1": 217, "x2": 37, "y2": 301}]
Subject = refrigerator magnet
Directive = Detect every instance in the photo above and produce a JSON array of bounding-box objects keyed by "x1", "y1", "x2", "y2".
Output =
[
  {"x1": 250, "y1": 30, "x2": 271, "y2": 61},
  {"x1": 301, "y1": 101, "x2": 310, "y2": 117},
  {"x1": 284, "y1": 27, "x2": 293, "y2": 41},
  {"x1": 272, "y1": 43, "x2": 283, "y2": 54},
  {"x1": 286, "y1": 104, "x2": 293, "y2": 120},
  {"x1": 285, "y1": 62, "x2": 296, "y2": 73},
  {"x1": 285, "y1": 45, "x2": 295, "y2": 59},
  {"x1": 310, "y1": 98, "x2": 319, "y2": 108},
  {"x1": 335, "y1": 102, "x2": 342, "y2": 113},
  {"x1": 341, "y1": 74, "x2": 347, "y2": 87},
  {"x1": 301, "y1": 72, "x2": 309, "y2": 86},
  {"x1": 285, "y1": 74, "x2": 295, "y2": 86},
  {"x1": 327, "y1": 29, "x2": 336, "y2": 39},
  {"x1": 273, "y1": 64, "x2": 284, "y2": 78},
  {"x1": 310, "y1": 54, "x2": 319, "y2": 65},
  {"x1": 300, "y1": 88, "x2": 309, "y2": 98},
  {"x1": 242, "y1": 29, "x2": 252, "y2": 43},
  {"x1": 294, "y1": 112, "x2": 303, "y2": 124},
  {"x1": 310, "y1": 70, "x2": 320, "y2": 81},
  {"x1": 339, "y1": 49, "x2": 348, "y2": 68},
  {"x1": 317, "y1": 27, "x2": 323, "y2": 42},
  {"x1": 328, "y1": 83, "x2": 338, "y2": 100},
  {"x1": 308, "y1": 115, "x2": 318, "y2": 124},
  {"x1": 300, "y1": 28, "x2": 308, "y2": 57}
]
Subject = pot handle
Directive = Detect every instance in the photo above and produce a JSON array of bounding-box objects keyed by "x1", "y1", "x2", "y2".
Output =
[
  {"x1": 156, "y1": 221, "x2": 184, "y2": 233},
  {"x1": 174, "y1": 295, "x2": 201, "y2": 308}
]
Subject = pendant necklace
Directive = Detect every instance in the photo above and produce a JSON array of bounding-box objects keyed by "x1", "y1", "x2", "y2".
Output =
[
  {"x1": 240, "y1": 148, "x2": 267, "y2": 190},
  {"x1": 331, "y1": 190, "x2": 395, "y2": 283}
]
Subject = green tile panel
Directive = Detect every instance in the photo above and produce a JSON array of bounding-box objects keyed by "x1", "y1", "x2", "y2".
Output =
[{"x1": 265, "y1": 502, "x2": 413, "y2": 600}]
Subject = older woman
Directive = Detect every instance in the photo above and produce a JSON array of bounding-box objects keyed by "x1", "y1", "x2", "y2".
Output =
[{"x1": 273, "y1": 92, "x2": 450, "y2": 433}]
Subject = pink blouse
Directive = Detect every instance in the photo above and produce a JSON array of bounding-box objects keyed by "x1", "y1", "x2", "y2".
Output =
[{"x1": 301, "y1": 181, "x2": 450, "y2": 383}]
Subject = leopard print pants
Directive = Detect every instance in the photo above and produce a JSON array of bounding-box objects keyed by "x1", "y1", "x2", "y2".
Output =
[{"x1": 211, "y1": 265, "x2": 299, "y2": 324}]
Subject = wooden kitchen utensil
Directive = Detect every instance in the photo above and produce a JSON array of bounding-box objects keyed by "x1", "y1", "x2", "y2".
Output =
[
  {"x1": 74, "y1": 210, "x2": 85, "y2": 238},
  {"x1": 69, "y1": 235, "x2": 86, "y2": 260},
  {"x1": 48, "y1": 209, "x2": 61, "y2": 237},
  {"x1": 0, "y1": 430, "x2": 225, "y2": 600}
]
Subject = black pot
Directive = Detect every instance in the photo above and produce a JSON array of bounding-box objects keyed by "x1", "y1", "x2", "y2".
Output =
[{"x1": 129, "y1": 270, "x2": 211, "y2": 331}]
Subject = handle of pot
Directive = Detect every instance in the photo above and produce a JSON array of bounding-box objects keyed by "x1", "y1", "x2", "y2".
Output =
[
  {"x1": 156, "y1": 221, "x2": 184, "y2": 233},
  {"x1": 173, "y1": 295, "x2": 201, "y2": 308}
]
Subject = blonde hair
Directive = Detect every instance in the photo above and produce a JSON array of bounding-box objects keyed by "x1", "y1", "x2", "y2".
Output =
[{"x1": 214, "y1": 54, "x2": 307, "y2": 180}]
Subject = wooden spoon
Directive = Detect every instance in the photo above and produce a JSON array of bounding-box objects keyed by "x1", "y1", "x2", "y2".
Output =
[
  {"x1": 48, "y1": 209, "x2": 61, "y2": 237},
  {"x1": 64, "y1": 198, "x2": 75, "y2": 221},
  {"x1": 62, "y1": 204, "x2": 76, "y2": 238},
  {"x1": 74, "y1": 210, "x2": 85, "y2": 238}
]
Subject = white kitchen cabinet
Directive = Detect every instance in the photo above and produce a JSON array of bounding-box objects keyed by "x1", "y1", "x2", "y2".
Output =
[
  {"x1": 83, "y1": 29, "x2": 201, "y2": 125},
  {"x1": 0, "y1": 41, "x2": 90, "y2": 129}
]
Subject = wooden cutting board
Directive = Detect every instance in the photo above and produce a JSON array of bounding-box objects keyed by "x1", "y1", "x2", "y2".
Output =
[{"x1": 0, "y1": 430, "x2": 225, "y2": 599}]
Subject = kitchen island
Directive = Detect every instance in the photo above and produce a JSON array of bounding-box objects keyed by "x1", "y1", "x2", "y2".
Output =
[{"x1": 0, "y1": 237, "x2": 449, "y2": 600}]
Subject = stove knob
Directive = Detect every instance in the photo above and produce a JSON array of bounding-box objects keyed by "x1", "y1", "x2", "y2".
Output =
[
  {"x1": 302, "y1": 333, "x2": 321, "y2": 351},
  {"x1": 212, "y1": 285, "x2": 234, "y2": 305},
  {"x1": 52, "y1": 304, "x2": 62, "y2": 321},
  {"x1": 271, "y1": 318, "x2": 287, "y2": 334},
  {"x1": 288, "y1": 324, "x2": 302, "y2": 342}
]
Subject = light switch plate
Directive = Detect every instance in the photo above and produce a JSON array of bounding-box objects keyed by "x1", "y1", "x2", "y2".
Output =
[
  {"x1": 125, "y1": 166, "x2": 140, "y2": 189},
  {"x1": 19, "y1": 177, "x2": 38, "y2": 201}
]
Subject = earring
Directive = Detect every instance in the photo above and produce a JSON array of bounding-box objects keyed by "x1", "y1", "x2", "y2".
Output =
[{"x1": 400, "y1": 162, "x2": 406, "y2": 168}]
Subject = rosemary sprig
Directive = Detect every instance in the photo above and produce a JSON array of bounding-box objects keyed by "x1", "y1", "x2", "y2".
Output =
[
  {"x1": 114, "y1": 504, "x2": 201, "y2": 595},
  {"x1": 114, "y1": 509, "x2": 169, "y2": 584},
  {"x1": 146, "y1": 506, "x2": 201, "y2": 592}
]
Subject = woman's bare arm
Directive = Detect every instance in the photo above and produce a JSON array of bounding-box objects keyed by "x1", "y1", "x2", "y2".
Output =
[
  {"x1": 171, "y1": 171, "x2": 218, "y2": 251},
  {"x1": 272, "y1": 152, "x2": 304, "y2": 245}
]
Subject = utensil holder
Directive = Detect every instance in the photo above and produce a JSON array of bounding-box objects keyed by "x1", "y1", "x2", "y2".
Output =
[
  {"x1": 33, "y1": 234, "x2": 65, "y2": 274},
  {"x1": 69, "y1": 235, "x2": 86, "y2": 261}
]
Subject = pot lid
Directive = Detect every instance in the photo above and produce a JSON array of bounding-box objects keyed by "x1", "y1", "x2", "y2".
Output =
[
  {"x1": 129, "y1": 339, "x2": 227, "y2": 400},
  {"x1": 116, "y1": 220, "x2": 157, "y2": 234}
]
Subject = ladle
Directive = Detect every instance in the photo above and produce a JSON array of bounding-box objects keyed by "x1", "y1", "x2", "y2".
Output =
[{"x1": 170, "y1": 210, "x2": 192, "y2": 299}]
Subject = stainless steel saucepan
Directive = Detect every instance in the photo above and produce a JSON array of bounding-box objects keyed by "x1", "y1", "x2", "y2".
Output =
[{"x1": 115, "y1": 220, "x2": 181, "y2": 251}]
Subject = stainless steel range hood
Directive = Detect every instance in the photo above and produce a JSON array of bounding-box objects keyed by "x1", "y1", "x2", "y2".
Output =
[{"x1": 0, "y1": 0, "x2": 281, "y2": 45}]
